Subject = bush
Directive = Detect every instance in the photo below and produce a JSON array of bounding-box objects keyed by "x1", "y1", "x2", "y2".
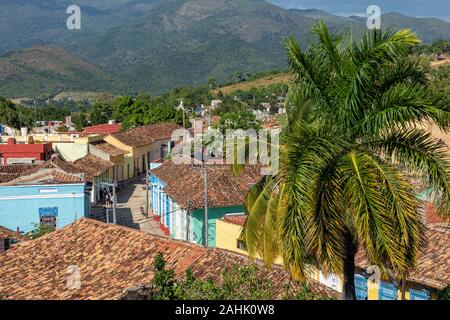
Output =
[
  {"x1": 151, "y1": 254, "x2": 328, "y2": 300},
  {"x1": 438, "y1": 284, "x2": 450, "y2": 300}
]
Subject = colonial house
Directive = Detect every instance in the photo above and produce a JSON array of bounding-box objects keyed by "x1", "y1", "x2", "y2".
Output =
[
  {"x1": 0, "y1": 218, "x2": 338, "y2": 300},
  {"x1": 354, "y1": 224, "x2": 450, "y2": 300},
  {"x1": 0, "y1": 157, "x2": 88, "y2": 233},
  {"x1": 72, "y1": 154, "x2": 115, "y2": 203},
  {"x1": 89, "y1": 140, "x2": 127, "y2": 182},
  {"x1": 149, "y1": 161, "x2": 260, "y2": 247},
  {"x1": 104, "y1": 123, "x2": 182, "y2": 180},
  {"x1": 53, "y1": 134, "x2": 103, "y2": 162}
]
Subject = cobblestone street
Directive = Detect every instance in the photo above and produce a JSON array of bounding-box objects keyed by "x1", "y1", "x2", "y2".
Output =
[
  {"x1": 116, "y1": 177, "x2": 165, "y2": 236},
  {"x1": 91, "y1": 177, "x2": 165, "y2": 237}
]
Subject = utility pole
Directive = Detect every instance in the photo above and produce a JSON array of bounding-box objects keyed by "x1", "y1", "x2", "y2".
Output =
[
  {"x1": 204, "y1": 165, "x2": 208, "y2": 248},
  {"x1": 145, "y1": 153, "x2": 149, "y2": 217},
  {"x1": 112, "y1": 183, "x2": 117, "y2": 224}
]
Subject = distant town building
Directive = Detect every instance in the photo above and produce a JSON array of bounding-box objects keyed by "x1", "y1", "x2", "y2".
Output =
[
  {"x1": 210, "y1": 99, "x2": 222, "y2": 109},
  {"x1": 83, "y1": 122, "x2": 122, "y2": 136},
  {"x1": 104, "y1": 123, "x2": 182, "y2": 180}
]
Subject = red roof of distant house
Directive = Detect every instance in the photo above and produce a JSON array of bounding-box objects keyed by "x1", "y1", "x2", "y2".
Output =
[{"x1": 83, "y1": 123, "x2": 122, "y2": 135}]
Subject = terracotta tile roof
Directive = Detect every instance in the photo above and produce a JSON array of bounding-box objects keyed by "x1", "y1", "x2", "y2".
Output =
[
  {"x1": 356, "y1": 224, "x2": 450, "y2": 290},
  {"x1": 109, "y1": 123, "x2": 181, "y2": 148},
  {"x1": 29, "y1": 156, "x2": 81, "y2": 175},
  {"x1": 73, "y1": 154, "x2": 114, "y2": 182},
  {"x1": 150, "y1": 161, "x2": 261, "y2": 209},
  {"x1": 1, "y1": 170, "x2": 83, "y2": 185},
  {"x1": 0, "y1": 164, "x2": 40, "y2": 183},
  {"x1": 90, "y1": 140, "x2": 128, "y2": 157},
  {"x1": 0, "y1": 157, "x2": 84, "y2": 185},
  {"x1": 423, "y1": 202, "x2": 449, "y2": 224},
  {"x1": 222, "y1": 215, "x2": 247, "y2": 226},
  {"x1": 0, "y1": 218, "x2": 338, "y2": 300},
  {"x1": 0, "y1": 226, "x2": 28, "y2": 242},
  {"x1": 83, "y1": 123, "x2": 122, "y2": 135}
]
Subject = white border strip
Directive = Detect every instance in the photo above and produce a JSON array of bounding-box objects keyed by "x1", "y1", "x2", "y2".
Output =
[{"x1": 0, "y1": 193, "x2": 85, "y2": 201}]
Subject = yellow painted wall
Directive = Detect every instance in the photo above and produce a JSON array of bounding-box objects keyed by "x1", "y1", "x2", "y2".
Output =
[
  {"x1": 216, "y1": 219, "x2": 282, "y2": 265},
  {"x1": 104, "y1": 135, "x2": 135, "y2": 180},
  {"x1": 366, "y1": 281, "x2": 438, "y2": 300},
  {"x1": 1, "y1": 134, "x2": 80, "y2": 143},
  {"x1": 74, "y1": 135, "x2": 103, "y2": 145},
  {"x1": 53, "y1": 142, "x2": 88, "y2": 161},
  {"x1": 216, "y1": 219, "x2": 248, "y2": 256}
]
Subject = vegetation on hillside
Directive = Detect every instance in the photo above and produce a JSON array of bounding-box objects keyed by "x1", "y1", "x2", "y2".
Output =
[
  {"x1": 0, "y1": 46, "x2": 122, "y2": 98},
  {"x1": 2, "y1": 1, "x2": 450, "y2": 98}
]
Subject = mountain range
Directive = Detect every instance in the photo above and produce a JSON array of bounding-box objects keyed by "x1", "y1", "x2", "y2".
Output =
[{"x1": 0, "y1": 0, "x2": 449, "y2": 98}]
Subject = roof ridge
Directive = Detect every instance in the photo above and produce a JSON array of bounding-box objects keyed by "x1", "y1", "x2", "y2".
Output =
[{"x1": 76, "y1": 218, "x2": 214, "y2": 249}]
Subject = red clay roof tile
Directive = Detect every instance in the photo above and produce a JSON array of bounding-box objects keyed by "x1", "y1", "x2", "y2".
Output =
[
  {"x1": 109, "y1": 123, "x2": 181, "y2": 148},
  {"x1": 0, "y1": 219, "x2": 338, "y2": 300}
]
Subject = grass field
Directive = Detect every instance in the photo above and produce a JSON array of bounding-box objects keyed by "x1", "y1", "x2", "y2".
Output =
[
  {"x1": 211, "y1": 73, "x2": 291, "y2": 95},
  {"x1": 431, "y1": 55, "x2": 450, "y2": 68}
]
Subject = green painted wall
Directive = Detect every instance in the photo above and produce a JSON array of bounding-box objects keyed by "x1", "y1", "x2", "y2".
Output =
[{"x1": 191, "y1": 206, "x2": 244, "y2": 247}]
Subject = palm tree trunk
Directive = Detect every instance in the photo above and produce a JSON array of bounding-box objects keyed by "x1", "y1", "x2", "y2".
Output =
[
  {"x1": 342, "y1": 231, "x2": 357, "y2": 300},
  {"x1": 400, "y1": 278, "x2": 407, "y2": 300}
]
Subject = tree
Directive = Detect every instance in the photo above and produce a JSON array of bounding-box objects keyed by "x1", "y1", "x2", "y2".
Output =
[
  {"x1": 150, "y1": 254, "x2": 322, "y2": 300},
  {"x1": 208, "y1": 78, "x2": 217, "y2": 89},
  {"x1": 431, "y1": 40, "x2": 449, "y2": 54},
  {"x1": 26, "y1": 223, "x2": 55, "y2": 239},
  {"x1": 213, "y1": 111, "x2": 261, "y2": 132},
  {"x1": 438, "y1": 284, "x2": 450, "y2": 300},
  {"x1": 212, "y1": 96, "x2": 245, "y2": 115},
  {"x1": 57, "y1": 125, "x2": 69, "y2": 132},
  {"x1": 0, "y1": 97, "x2": 20, "y2": 129},
  {"x1": 89, "y1": 101, "x2": 112, "y2": 125},
  {"x1": 242, "y1": 22, "x2": 450, "y2": 300},
  {"x1": 152, "y1": 253, "x2": 176, "y2": 300}
]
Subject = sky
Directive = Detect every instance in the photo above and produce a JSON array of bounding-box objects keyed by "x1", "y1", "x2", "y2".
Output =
[{"x1": 269, "y1": 0, "x2": 450, "y2": 22}]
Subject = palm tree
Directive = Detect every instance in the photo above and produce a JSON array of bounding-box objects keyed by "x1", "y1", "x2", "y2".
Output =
[{"x1": 242, "y1": 22, "x2": 450, "y2": 300}]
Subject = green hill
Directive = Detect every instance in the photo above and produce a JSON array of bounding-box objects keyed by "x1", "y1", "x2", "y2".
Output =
[
  {"x1": 0, "y1": 0, "x2": 449, "y2": 98},
  {"x1": 0, "y1": 46, "x2": 121, "y2": 98}
]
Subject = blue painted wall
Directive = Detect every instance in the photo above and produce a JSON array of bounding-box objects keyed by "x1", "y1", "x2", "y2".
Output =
[
  {"x1": 191, "y1": 206, "x2": 244, "y2": 247},
  {"x1": 150, "y1": 173, "x2": 245, "y2": 247},
  {"x1": 0, "y1": 183, "x2": 88, "y2": 233}
]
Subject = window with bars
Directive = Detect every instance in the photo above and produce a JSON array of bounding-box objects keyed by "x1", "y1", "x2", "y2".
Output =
[
  {"x1": 40, "y1": 215, "x2": 57, "y2": 229},
  {"x1": 237, "y1": 239, "x2": 247, "y2": 251}
]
